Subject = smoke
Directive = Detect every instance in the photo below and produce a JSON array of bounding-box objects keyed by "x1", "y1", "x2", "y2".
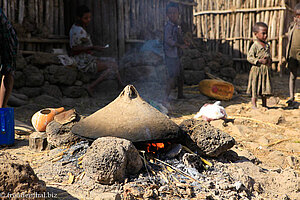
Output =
[{"x1": 119, "y1": 39, "x2": 170, "y2": 106}]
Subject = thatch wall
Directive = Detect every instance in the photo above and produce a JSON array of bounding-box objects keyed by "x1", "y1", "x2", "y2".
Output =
[{"x1": 194, "y1": 0, "x2": 300, "y2": 72}]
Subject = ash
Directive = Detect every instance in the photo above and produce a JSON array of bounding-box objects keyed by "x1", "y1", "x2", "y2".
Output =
[
  {"x1": 34, "y1": 141, "x2": 89, "y2": 184},
  {"x1": 125, "y1": 152, "x2": 251, "y2": 200},
  {"x1": 34, "y1": 142, "x2": 295, "y2": 200}
]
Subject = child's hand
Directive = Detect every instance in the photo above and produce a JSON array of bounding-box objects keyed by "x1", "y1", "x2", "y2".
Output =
[
  {"x1": 258, "y1": 58, "x2": 268, "y2": 65},
  {"x1": 179, "y1": 44, "x2": 188, "y2": 49},
  {"x1": 184, "y1": 39, "x2": 191, "y2": 47},
  {"x1": 93, "y1": 45, "x2": 106, "y2": 51}
]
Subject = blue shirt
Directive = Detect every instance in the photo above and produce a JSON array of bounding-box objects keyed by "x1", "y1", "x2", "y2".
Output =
[{"x1": 163, "y1": 21, "x2": 182, "y2": 58}]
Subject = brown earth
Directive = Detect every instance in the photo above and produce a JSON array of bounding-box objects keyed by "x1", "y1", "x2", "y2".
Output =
[{"x1": 0, "y1": 72, "x2": 299, "y2": 199}]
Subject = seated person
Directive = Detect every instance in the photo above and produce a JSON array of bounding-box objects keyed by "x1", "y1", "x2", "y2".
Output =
[{"x1": 69, "y1": 5, "x2": 124, "y2": 96}]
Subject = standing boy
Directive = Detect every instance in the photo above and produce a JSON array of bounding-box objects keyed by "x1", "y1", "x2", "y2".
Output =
[
  {"x1": 286, "y1": 3, "x2": 300, "y2": 105},
  {"x1": 163, "y1": 2, "x2": 187, "y2": 101},
  {"x1": 0, "y1": 9, "x2": 18, "y2": 108},
  {"x1": 247, "y1": 22, "x2": 272, "y2": 108}
]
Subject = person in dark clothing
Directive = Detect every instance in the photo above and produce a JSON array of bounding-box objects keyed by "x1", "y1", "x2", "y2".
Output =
[
  {"x1": 0, "y1": 8, "x2": 18, "y2": 108},
  {"x1": 286, "y1": 3, "x2": 300, "y2": 105},
  {"x1": 163, "y1": 2, "x2": 188, "y2": 101}
]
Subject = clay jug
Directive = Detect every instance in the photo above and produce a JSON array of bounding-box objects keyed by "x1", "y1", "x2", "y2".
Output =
[
  {"x1": 72, "y1": 85, "x2": 180, "y2": 142},
  {"x1": 31, "y1": 107, "x2": 65, "y2": 132}
]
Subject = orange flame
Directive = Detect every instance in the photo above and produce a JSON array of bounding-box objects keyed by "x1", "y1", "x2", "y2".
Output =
[{"x1": 146, "y1": 143, "x2": 166, "y2": 154}]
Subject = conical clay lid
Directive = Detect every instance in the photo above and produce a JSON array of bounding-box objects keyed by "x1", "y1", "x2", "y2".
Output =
[{"x1": 72, "y1": 85, "x2": 180, "y2": 142}]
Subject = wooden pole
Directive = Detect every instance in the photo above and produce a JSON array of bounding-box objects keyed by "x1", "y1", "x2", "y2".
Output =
[
  {"x1": 220, "y1": 3, "x2": 224, "y2": 53},
  {"x1": 112, "y1": 0, "x2": 118, "y2": 56},
  {"x1": 226, "y1": 0, "x2": 230, "y2": 54},
  {"x1": 278, "y1": 0, "x2": 285, "y2": 74},
  {"x1": 209, "y1": 1, "x2": 214, "y2": 51},
  {"x1": 124, "y1": 0, "x2": 130, "y2": 40},
  {"x1": 240, "y1": 1, "x2": 244, "y2": 70},
  {"x1": 216, "y1": 0, "x2": 220, "y2": 52},
  {"x1": 118, "y1": 0, "x2": 125, "y2": 58},
  {"x1": 193, "y1": 6, "x2": 287, "y2": 16},
  {"x1": 233, "y1": 0, "x2": 241, "y2": 71},
  {"x1": 204, "y1": 0, "x2": 208, "y2": 42},
  {"x1": 49, "y1": 0, "x2": 54, "y2": 34},
  {"x1": 264, "y1": 0, "x2": 270, "y2": 24},
  {"x1": 12, "y1": 0, "x2": 16, "y2": 23},
  {"x1": 3, "y1": 0, "x2": 7, "y2": 16},
  {"x1": 18, "y1": 0, "x2": 25, "y2": 24},
  {"x1": 256, "y1": 0, "x2": 260, "y2": 22},
  {"x1": 271, "y1": 0, "x2": 279, "y2": 71},
  {"x1": 59, "y1": 0, "x2": 64, "y2": 35},
  {"x1": 201, "y1": 0, "x2": 206, "y2": 39}
]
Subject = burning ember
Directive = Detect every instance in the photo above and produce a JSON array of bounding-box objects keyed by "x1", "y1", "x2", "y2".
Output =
[{"x1": 146, "y1": 142, "x2": 171, "y2": 154}]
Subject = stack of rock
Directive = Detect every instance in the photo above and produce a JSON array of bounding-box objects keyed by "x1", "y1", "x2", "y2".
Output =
[
  {"x1": 120, "y1": 50, "x2": 168, "y2": 102},
  {"x1": 13, "y1": 52, "x2": 89, "y2": 103},
  {"x1": 181, "y1": 49, "x2": 237, "y2": 85}
]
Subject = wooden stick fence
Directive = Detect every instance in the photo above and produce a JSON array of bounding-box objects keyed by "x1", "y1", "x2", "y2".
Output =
[
  {"x1": 194, "y1": 0, "x2": 300, "y2": 72},
  {"x1": 0, "y1": 0, "x2": 67, "y2": 54}
]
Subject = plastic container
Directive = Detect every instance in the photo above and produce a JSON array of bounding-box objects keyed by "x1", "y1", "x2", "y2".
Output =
[
  {"x1": 199, "y1": 79, "x2": 234, "y2": 100},
  {"x1": 0, "y1": 108, "x2": 15, "y2": 145}
]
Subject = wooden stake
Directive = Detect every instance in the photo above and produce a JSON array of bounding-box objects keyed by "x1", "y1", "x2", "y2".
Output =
[
  {"x1": 117, "y1": 0, "x2": 125, "y2": 58},
  {"x1": 18, "y1": 0, "x2": 25, "y2": 24},
  {"x1": 59, "y1": 0, "x2": 65, "y2": 35}
]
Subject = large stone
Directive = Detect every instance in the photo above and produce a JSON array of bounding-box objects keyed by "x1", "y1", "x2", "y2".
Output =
[
  {"x1": 61, "y1": 86, "x2": 87, "y2": 98},
  {"x1": 7, "y1": 95, "x2": 28, "y2": 107},
  {"x1": 0, "y1": 152, "x2": 46, "y2": 195},
  {"x1": 191, "y1": 57, "x2": 206, "y2": 71},
  {"x1": 93, "y1": 80, "x2": 119, "y2": 95},
  {"x1": 94, "y1": 193, "x2": 121, "y2": 200},
  {"x1": 141, "y1": 51, "x2": 163, "y2": 66},
  {"x1": 13, "y1": 71, "x2": 25, "y2": 88},
  {"x1": 33, "y1": 94, "x2": 61, "y2": 107},
  {"x1": 181, "y1": 56, "x2": 192, "y2": 70},
  {"x1": 183, "y1": 49, "x2": 201, "y2": 59},
  {"x1": 18, "y1": 87, "x2": 42, "y2": 98},
  {"x1": 77, "y1": 71, "x2": 92, "y2": 83},
  {"x1": 82, "y1": 137, "x2": 143, "y2": 184},
  {"x1": 46, "y1": 120, "x2": 81, "y2": 148},
  {"x1": 207, "y1": 61, "x2": 222, "y2": 72},
  {"x1": 179, "y1": 119, "x2": 236, "y2": 157},
  {"x1": 23, "y1": 65, "x2": 44, "y2": 87},
  {"x1": 221, "y1": 54, "x2": 234, "y2": 68},
  {"x1": 42, "y1": 84, "x2": 63, "y2": 98},
  {"x1": 15, "y1": 54, "x2": 27, "y2": 71},
  {"x1": 26, "y1": 52, "x2": 60, "y2": 67},
  {"x1": 220, "y1": 67, "x2": 237, "y2": 79},
  {"x1": 184, "y1": 70, "x2": 205, "y2": 85},
  {"x1": 44, "y1": 65, "x2": 77, "y2": 86},
  {"x1": 121, "y1": 51, "x2": 163, "y2": 68},
  {"x1": 121, "y1": 65, "x2": 158, "y2": 83}
]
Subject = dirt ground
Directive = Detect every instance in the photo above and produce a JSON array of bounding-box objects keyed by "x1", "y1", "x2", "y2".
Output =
[{"x1": 1, "y1": 72, "x2": 300, "y2": 199}]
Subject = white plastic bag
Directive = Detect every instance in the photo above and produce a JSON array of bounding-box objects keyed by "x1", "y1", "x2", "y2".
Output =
[{"x1": 194, "y1": 101, "x2": 227, "y2": 122}]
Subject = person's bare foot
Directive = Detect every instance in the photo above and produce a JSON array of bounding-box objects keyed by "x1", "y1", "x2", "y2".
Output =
[
  {"x1": 252, "y1": 105, "x2": 258, "y2": 110},
  {"x1": 286, "y1": 98, "x2": 294, "y2": 105}
]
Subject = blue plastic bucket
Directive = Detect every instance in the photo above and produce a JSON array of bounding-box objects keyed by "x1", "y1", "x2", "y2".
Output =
[{"x1": 0, "y1": 108, "x2": 14, "y2": 145}]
